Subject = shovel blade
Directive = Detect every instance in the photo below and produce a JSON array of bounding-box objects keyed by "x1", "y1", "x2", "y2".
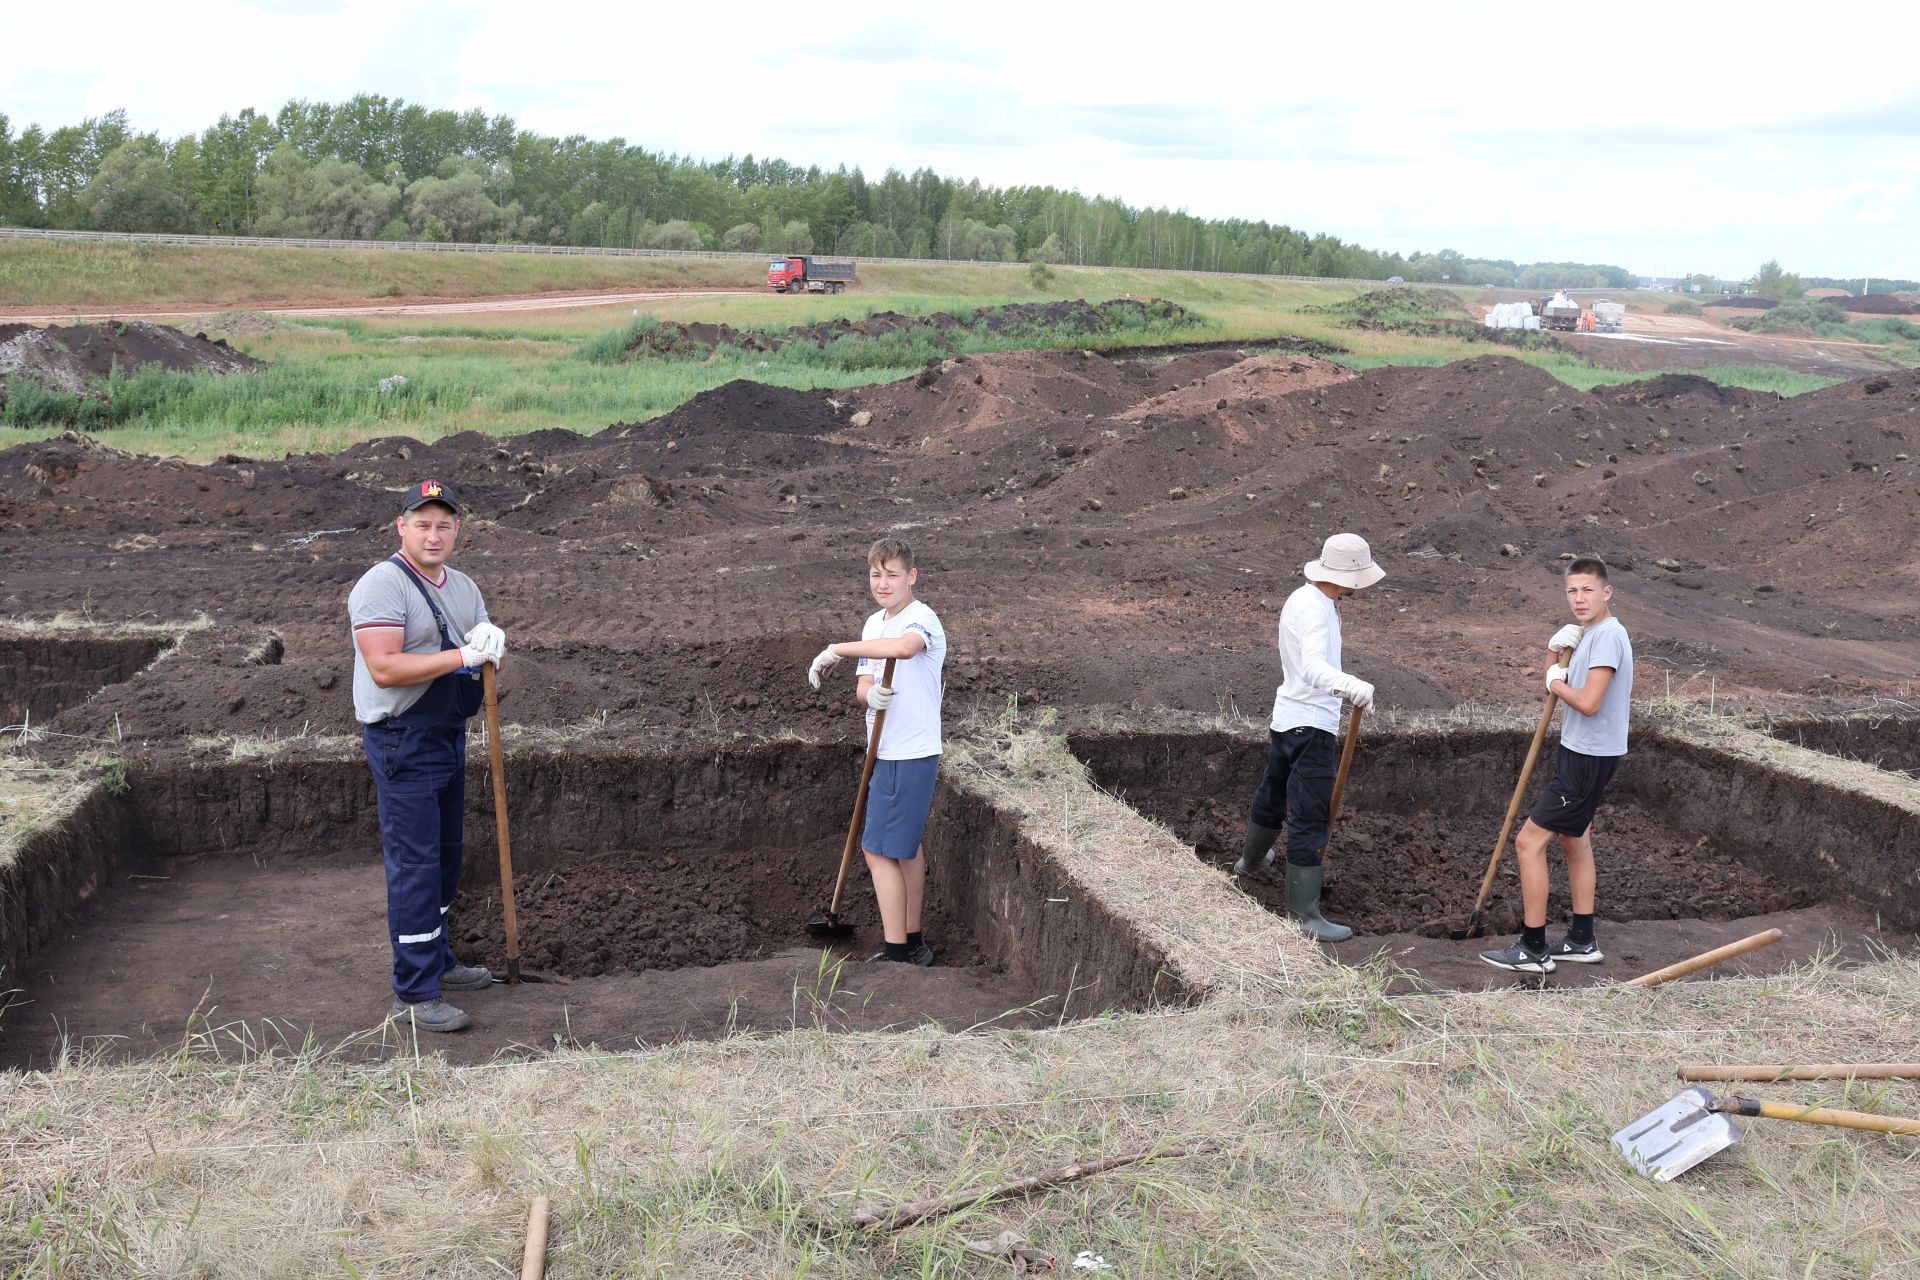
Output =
[{"x1": 1612, "y1": 1087, "x2": 1744, "y2": 1180}]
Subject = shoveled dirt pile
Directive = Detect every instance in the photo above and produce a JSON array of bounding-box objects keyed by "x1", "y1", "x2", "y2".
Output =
[
  {"x1": 1704, "y1": 296, "x2": 1778, "y2": 310},
  {"x1": 618, "y1": 297, "x2": 1198, "y2": 360},
  {"x1": 2, "y1": 351, "x2": 1917, "y2": 756},
  {"x1": 0, "y1": 321, "x2": 260, "y2": 405},
  {"x1": 1828, "y1": 294, "x2": 1918, "y2": 315}
]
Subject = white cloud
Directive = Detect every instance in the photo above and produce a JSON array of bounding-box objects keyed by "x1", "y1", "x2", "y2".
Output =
[{"x1": 4, "y1": 0, "x2": 1918, "y2": 277}]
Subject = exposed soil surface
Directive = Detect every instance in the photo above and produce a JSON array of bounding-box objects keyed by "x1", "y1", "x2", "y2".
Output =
[
  {"x1": 0, "y1": 321, "x2": 258, "y2": 403},
  {"x1": 5, "y1": 350, "x2": 1917, "y2": 760},
  {"x1": 5, "y1": 347, "x2": 1920, "y2": 1046},
  {"x1": 618, "y1": 297, "x2": 1199, "y2": 359},
  {"x1": 0, "y1": 840, "x2": 1041, "y2": 1071},
  {"x1": 451, "y1": 833, "x2": 977, "y2": 976}
]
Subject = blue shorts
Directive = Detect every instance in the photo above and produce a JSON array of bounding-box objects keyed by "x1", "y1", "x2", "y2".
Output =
[{"x1": 861, "y1": 755, "x2": 940, "y2": 860}]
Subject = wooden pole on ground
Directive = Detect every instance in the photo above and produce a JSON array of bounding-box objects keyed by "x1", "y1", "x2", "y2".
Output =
[
  {"x1": 1622, "y1": 929, "x2": 1783, "y2": 988},
  {"x1": 520, "y1": 1196, "x2": 550, "y2": 1280},
  {"x1": 1681, "y1": 1063, "x2": 1920, "y2": 1083},
  {"x1": 849, "y1": 1142, "x2": 1216, "y2": 1231}
]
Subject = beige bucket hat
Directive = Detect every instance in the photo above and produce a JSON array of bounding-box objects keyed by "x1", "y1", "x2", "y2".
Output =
[{"x1": 1304, "y1": 532, "x2": 1385, "y2": 589}]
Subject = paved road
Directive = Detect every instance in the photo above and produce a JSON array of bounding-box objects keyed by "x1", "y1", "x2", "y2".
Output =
[{"x1": 0, "y1": 288, "x2": 760, "y2": 324}]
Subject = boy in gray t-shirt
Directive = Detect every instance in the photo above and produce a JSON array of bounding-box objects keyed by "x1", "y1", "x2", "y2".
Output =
[{"x1": 1481, "y1": 556, "x2": 1634, "y2": 975}]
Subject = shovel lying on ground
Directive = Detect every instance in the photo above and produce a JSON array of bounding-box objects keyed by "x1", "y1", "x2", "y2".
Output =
[
  {"x1": 1613, "y1": 1085, "x2": 1920, "y2": 1180},
  {"x1": 1448, "y1": 645, "x2": 1572, "y2": 941},
  {"x1": 807, "y1": 657, "x2": 896, "y2": 940},
  {"x1": 481, "y1": 664, "x2": 558, "y2": 984}
]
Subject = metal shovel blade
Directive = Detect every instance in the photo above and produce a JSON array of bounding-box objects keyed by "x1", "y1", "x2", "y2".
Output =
[{"x1": 1612, "y1": 1087, "x2": 1745, "y2": 1180}]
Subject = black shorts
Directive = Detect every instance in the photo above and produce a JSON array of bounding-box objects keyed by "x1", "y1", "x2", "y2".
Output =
[{"x1": 1527, "y1": 745, "x2": 1619, "y2": 837}]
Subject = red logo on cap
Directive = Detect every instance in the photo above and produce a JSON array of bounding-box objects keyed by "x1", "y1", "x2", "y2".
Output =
[{"x1": 421, "y1": 481, "x2": 442, "y2": 497}]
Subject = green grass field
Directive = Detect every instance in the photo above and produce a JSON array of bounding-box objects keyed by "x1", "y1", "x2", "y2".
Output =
[{"x1": 0, "y1": 242, "x2": 1853, "y2": 460}]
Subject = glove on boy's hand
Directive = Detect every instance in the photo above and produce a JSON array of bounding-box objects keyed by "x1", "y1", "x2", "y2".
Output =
[
  {"x1": 1545, "y1": 663, "x2": 1570, "y2": 693},
  {"x1": 1339, "y1": 676, "x2": 1375, "y2": 711},
  {"x1": 867, "y1": 684, "x2": 896, "y2": 711},
  {"x1": 1549, "y1": 624, "x2": 1583, "y2": 652},
  {"x1": 807, "y1": 646, "x2": 843, "y2": 689}
]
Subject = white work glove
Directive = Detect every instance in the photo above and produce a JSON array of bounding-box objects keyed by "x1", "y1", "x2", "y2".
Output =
[
  {"x1": 1338, "y1": 676, "x2": 1375, "y2": 712},
  {"x1": 464, "y1": 622, "x2": 506, "y2": 665},
  {"x1": 458, "y1": 643, "x2": 488, "y2": 669},
  {"x1": 1549, "y1": 624, "x2": 1583, "y2": 653},
  {"x1": 807, "y1": 645, "x2": 843, "y2": 689},
  {"x1": 1545, "y1": 663, "x2": 1570, "y2": 693},
  {"x1": 866, "y1": 683, "x2": 896, "y2": 712}
]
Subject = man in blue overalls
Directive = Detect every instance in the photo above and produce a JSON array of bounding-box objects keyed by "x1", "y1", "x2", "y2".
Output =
[{"x1": 348, "y1": 481, "x2": 506, "y2": 1032}]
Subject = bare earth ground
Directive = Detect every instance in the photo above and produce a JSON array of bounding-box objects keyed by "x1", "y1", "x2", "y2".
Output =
[
  {"x1": 4, "y1": 340, "x2": 1920, "y2": 1274},
  {"x1": 0, "y1": 287, "x2": 759, "y2": 325}
]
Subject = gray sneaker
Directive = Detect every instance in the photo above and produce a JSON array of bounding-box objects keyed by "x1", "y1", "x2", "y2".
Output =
[
  {"x1": 441, "y1": 962, "x2": 495, "y2": 991},
  {"x1": 389, "y1": 997, "x2": 473, "y2": 1032}
]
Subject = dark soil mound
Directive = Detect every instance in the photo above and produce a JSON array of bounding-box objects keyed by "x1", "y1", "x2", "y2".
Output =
[
  {"x1": 1589, "y1": 373, "x2": 1771, "y2": 409},
  {"x1": 619, "y1": 299, "x2": 1200, "y2": 362},
  {"x1": 1705, "y1": 296, "x2": 1778, "y2": 310},
  {"x1": 0, "y1": 321, "x2": 260, "y2": 407},
  {"x1": 645, "y1": 380, "x2": 850, "y2": 438},
  {"x1": 1829, "y1": 294, "x2": 1917, "y2": 315}
]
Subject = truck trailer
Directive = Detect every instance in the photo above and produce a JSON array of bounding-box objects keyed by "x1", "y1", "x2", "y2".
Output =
[{"x1": 768, "y1": 256, "x2": 856, "y2": 293}]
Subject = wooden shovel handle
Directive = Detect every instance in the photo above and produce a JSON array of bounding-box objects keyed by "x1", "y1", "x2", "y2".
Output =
[
  {"x1": 1682, "y1": 1063, "x2": 1920, "y2": 1083},
  {"x1": 482, "y1": 663, "x2": 521, "y2": 974},
  {"x1": 1716, "y1": 1096, "x2": 1920, "y2": 1137},
  {"x1": 521, "y1": 1195, "x2": 551, "y2": 1279},
  {"x1": 1623, "y1": 929, "x2": 1782, "y2": 988},
  {"x1": 1465, "y1": 646, "x2": 1572, "y2": 918},
  {"x1": 826, "y1": 657, "x2": 897, "y2": 918},
  {"x1": 1327, "y1": 703, "x2": 1363, "y2": 832}
]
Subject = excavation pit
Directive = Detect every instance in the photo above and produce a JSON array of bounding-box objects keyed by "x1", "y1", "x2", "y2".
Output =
[
  {"x1": 1762, "y1": 714, "x2": 1920, "y2": 779},
  {"x1": 0, "y1": 632, "x2": 169, "y2": 730},
  {"x1": 0, "y1": 742, "x2": 1176, "y2": 1069},
  {"x1": 1072, "y1": 725, "x2": 1918, "y2": 992}
]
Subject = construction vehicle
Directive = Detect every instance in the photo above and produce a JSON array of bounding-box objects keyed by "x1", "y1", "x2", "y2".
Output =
[
  {"x1": 1537, "y1": 292, "x2": 1583, "y2": 332},
  {"x1": 1590, "y1": 300, "x2": 1626, "y2": 332},
  {"x1": 768, "y1": 256, "x2": 856, "y2": 294}
]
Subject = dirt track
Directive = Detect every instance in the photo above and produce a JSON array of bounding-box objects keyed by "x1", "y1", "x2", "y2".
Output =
[{"x1": 0, "y1": 288, "x2": 758, "y2": 325}]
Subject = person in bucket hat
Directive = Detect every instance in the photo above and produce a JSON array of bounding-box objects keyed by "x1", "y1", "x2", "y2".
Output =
[{"x1": 1230, "y1": 533, "x2": 1382, "y2": 941}]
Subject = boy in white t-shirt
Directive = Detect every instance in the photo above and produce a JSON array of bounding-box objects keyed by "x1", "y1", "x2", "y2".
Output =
[{"x1": 806, "y1": 537, "x2": 948, "y2": 965}]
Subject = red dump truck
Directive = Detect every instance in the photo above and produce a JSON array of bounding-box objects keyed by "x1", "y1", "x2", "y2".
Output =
[{"x1": 767, "y1": 256, "x2": 855, "y2": 294}]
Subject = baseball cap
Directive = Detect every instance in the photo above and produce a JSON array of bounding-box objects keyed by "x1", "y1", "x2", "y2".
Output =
[{"x1": 400, "y1": 480, "x2": 460, "y2": 515}]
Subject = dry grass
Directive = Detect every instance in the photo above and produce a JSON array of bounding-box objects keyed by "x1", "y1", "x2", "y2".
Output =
[{"x1": 5, "y1": 720, "x2": 1920, "y2": 1276}]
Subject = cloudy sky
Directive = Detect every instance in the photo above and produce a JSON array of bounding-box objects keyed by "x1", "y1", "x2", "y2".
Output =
[{"x1": 7, "y1": 0, "x2": 1917, "y2": 279}]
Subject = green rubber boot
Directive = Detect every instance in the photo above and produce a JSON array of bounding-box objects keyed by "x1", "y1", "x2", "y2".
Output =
[
  {"x1": 1285, "y1": 863, "x2": 1353, "y2": 942},
  {"x1": 1231, "y1": 823, "x2": 1280, "y2": 877}
]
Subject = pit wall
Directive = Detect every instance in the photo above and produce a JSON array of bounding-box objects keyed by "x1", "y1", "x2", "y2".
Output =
[
  {"x1": 1069, "y1": 721, "x2": 1920, "y2": 935},
  {"x1": 0, "y1": 782, "x2": 134, "y2": 987},
  {"x1": 1761, "y1": 715, "x2": 1920, "y2": 776},
  {"x1": 925, "y1": 772, "x2": 1193, "y2": 1018},
  {"x1": 6, "y1": 740, "x2": 1196, "y2": 1020},
  {"x1": 0, "y1": 636, "x2": 168, "y2": 726}
]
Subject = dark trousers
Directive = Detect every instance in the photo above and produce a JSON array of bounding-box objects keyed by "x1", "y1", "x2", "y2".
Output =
[
  {"x1": 364, "y1": 719, "x2": 466, "y2": 1002},
  {"x1": 1249, "y1": 726, "x2": 1338, "y2": 867}
]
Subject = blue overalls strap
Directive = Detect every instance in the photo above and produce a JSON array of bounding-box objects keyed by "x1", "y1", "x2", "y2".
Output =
[{"x1": 389, "y1": 555, "x2": 471, "y2": 662}]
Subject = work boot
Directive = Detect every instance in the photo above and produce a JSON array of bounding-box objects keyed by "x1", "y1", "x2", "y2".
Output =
[
  {"x1": 440, "y1": 962, "x2": 495, "y2": 991},
  {"x1": 1231, "y1": 823, "x2": 1281, "y2": 878},
  {"x1": 388, "y1": 997, "x2": 473, "y2": 1033},
  {"x1": 1284, "y1": 863, "x2": 1353, "y2": 942}
]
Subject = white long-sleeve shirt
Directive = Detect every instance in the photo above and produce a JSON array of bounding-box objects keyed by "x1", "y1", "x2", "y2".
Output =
[{"x1": 1269, "y1": 583, "x2": 1348, "y2": 735}]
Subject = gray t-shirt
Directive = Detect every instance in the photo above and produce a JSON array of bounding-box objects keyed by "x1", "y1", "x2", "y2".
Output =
[
  {"x1": 1560, "y1": 615, "x2": 1632, "y2": 757},
  {"x1": 347, "y1": 557, "x2": 490, "y2": 723}
]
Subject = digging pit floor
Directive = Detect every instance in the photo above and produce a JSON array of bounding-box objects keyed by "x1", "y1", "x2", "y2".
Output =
[{"x1": 0, "y1": 845, "x2": 1051, "y2": 1071}]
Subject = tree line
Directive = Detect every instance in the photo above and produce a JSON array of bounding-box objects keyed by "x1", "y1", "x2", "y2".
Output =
[{"x1": 0, "y1": 96, "x2": 1636, "y2": 287}]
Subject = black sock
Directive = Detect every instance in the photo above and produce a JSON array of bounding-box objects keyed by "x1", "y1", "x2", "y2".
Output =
[
  {"x1": 884, "y1": 941, "x2": 910, "y2": 962},
  {"x1": 1568, "y1": 913, "x2": 1595, "y2": 945},
  {"x1": 1521, "y1": 924, "x2": 1547, "y2": 953},
  {"x1": 906, "y1": 931, "x2": 924, "y2": 951}
]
